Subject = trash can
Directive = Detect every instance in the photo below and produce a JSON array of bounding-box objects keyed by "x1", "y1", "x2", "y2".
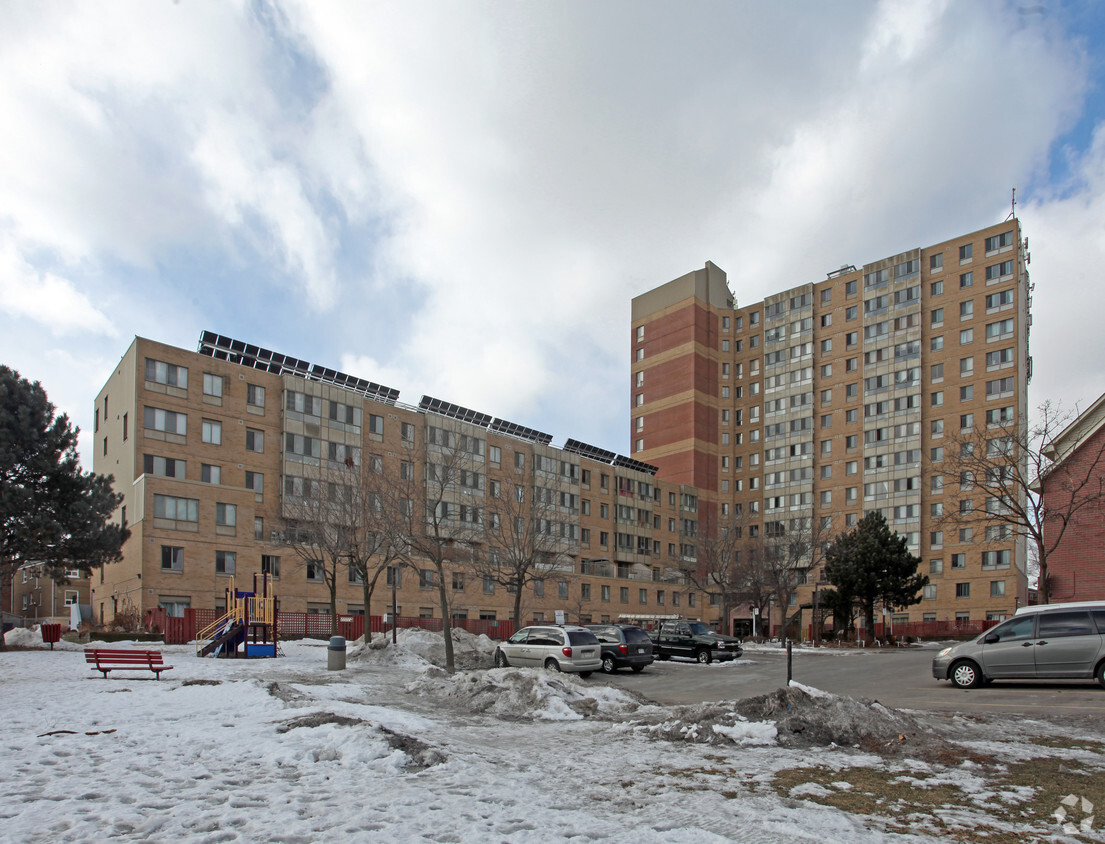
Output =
[
  {"x1": 41, "y1": 623, "x2": 62, "y2": 650},
  {"x1": 327, "y1": 635, "x2": 346, "y2": 671}
]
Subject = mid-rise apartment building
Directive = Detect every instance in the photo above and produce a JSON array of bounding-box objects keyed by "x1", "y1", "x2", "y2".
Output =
[
  {"x1": 92, "y1": 335, "x2": 711, "y2": 627},
  {"x1": 631, "y1": 220, "x2": 1032, "y2": 631}
]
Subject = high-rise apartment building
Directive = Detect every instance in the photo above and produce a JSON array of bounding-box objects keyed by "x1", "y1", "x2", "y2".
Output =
[
  {"x1": 92, "y1": 335, "x2": 710, "y2": 627},
  {"x1": 631, "y1": 220, "x2": 1032, "y2": 631}
]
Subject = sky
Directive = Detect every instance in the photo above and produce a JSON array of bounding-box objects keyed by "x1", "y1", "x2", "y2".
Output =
[{"x1": 2, "y1": 1, "x2": 1105, "y2": 467}]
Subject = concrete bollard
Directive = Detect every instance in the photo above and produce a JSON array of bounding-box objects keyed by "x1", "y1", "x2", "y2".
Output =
[{"x1": 327, "y1": 635, "x2": 346, "y2": 671}]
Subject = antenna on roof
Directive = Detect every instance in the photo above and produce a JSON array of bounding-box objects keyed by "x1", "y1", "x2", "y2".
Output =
[{"x1": 1006, "y1": 187, "x2": 1016, "y2": 221}]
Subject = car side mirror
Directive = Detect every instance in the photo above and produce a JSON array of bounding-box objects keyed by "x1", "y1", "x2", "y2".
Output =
[{"x1": 983, "y1": 633, "x2": 1000, "y2": 644}]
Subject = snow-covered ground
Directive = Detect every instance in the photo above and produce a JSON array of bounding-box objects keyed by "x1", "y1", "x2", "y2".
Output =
[{"x1": 3, "y1": 626, "x2": 1103, "y2": 842}]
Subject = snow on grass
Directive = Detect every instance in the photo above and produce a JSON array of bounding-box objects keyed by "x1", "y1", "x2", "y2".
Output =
[{"x1": 3, "y1": 629, "x2": 1105, "y2": 842}]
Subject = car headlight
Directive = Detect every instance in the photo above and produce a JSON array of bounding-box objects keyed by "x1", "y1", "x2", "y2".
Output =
[{"x1": 937, "y1": 647, "x2": 952, "y2": 658}]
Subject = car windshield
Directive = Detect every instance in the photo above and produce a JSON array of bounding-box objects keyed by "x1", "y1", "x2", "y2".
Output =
[
  {"x1": 623, "y1": 628, "x2": 650, "y2": 644},
  {"x1": 567, "y1": 631, "x2": 599, "y2": 645},
  {"x1": 688, "y1": 622, "x2": 711, "y2": 635}
]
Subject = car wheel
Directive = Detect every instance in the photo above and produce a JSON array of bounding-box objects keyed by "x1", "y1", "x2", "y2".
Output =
[
  {"x1": 494, "y1": 650, "x2": 508, "y2": 668},
  {"x1": 696, "y1": 649, "x2": 713, "y2": 665},
  {"x1": 1096, "y1": 660, "x2": 1105, "y2": 689},
  {"x1": 950, "y1": 659, "x2": 982, "y2": 689},
  {"x1": 544, "y1": 658, "x2": 561, "y2": 672},
  {"x1": 631, "y1": 665, "x2": 645, "y2": 673},
  {"x1": 579, "y1": 671, "x2": 592, "y2": 679},
  {"x1": 601, "y1": 656, "x2": 617, "y2": 674}
]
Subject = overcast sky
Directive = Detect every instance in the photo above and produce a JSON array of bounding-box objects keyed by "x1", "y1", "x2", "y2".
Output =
[{"x1": 2, "y1": 1, "x2": 1105, "y2": 466}]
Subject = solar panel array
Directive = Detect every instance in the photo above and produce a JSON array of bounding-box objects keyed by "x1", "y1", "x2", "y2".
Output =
[
  {"x1": 613, "y1": 454, "x2": 660, "y2": 476},
  {"x1": 416, "y1": 396, "x2": 554, "y2": 445},
  {"x1": 197, "y1": 331, "x2": 400, "y2": 404}
]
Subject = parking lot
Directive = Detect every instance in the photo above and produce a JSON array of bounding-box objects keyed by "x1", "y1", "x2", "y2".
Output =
[{"x1": 596, "y1": 643, "x2": 1105, "y2": 715}]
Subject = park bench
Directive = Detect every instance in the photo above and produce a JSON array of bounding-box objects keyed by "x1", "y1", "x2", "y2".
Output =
[{"x1": 85, "y1": 648, "x2": 174, "y2": 679}]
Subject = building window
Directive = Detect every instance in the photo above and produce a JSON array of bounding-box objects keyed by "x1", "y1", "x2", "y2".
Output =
[
  {"x1": 153, "y1": 494, "x2": 198, "y2": 523},
  {"x1": 215, "y1": 503, "x2": 236, "y2": 527},
  {"x1": 161, "y1": 546, "x2": 184, "y2": 571},
  {"x1": 245, "y1": 428, "x2": 264, "y2": 453},
  {"x1": 202, "y1": 419, "x2": 222, "y2": 445},
  {"x1": 956, "y1": 583, "x2": 970, "y2": 599},
  {"x1": 262, "y1": 555, "x2": 280, "y2": 578},
  {"x1": 420, "y1": 569, "x2": 436, "y2": 589},
  {"x1": 202, "y1": 373, "x2": 223, "y2": 398},
  {"x1": 201, "y1": 464, "x2": 221, "y2": 484},
  {"x1": 145, "y1": 358, "x2": 188, "y2": 388},
  {"x1": 144, "y1": 406, "x2": 187, "y2": 436}
]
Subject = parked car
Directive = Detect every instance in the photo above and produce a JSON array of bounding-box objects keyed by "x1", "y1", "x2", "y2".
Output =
[
  {"x1": 647, "y1": 620, "x2": 743, "y2": 664},
  {"x1": 585, "y1": 624, "x2": 654, "y2": 674},
  {"x1": 493, "y1": 625, "x2": 602, "y2": 676},
  {"x1": 932, "y1": 601, "x2": 1105, "y2": 689}
]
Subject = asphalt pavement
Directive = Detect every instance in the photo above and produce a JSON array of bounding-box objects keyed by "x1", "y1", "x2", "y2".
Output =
[{"x1": 595, "y1": 643, "x2": 1105, "y2": 716}]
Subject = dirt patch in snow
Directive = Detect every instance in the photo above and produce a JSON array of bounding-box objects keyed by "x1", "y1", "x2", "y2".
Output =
[{"x1": 634, "y1": 684, "x2": 953, "y2": 758}]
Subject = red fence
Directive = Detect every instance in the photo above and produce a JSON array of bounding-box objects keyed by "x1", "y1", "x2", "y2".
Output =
[
  {"x1": 806, "y1": 618, "x2": 1001, "y2": 642},
  {"x1": 145, "y1": 608, "x2": 515, "y2": 645}
]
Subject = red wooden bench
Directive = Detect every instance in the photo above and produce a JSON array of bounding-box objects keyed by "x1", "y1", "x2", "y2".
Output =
[{"x1": 85, "y1": 648, "x2": 174, "y2": 679}]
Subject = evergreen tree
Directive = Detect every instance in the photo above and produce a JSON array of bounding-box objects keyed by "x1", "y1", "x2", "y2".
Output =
[
  {"x1": 824, "y1": 512, "x2": 926, "y2": 642},
  {"x1": 1, "y1": 366, "x2": 129, "y2": 588}
]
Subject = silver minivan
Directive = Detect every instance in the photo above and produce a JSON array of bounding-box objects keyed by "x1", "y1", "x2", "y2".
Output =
[
  {"x1": 932, "y1": 601, "x2": 1105, "y2": 688},
  {"x1": 493, "y1": 625, "x2": 602, "y2": 677}
]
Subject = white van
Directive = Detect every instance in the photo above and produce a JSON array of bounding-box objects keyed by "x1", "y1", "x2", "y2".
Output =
[{"x1": 932, "y1": 601, "x2": 1105, "y2": 689}]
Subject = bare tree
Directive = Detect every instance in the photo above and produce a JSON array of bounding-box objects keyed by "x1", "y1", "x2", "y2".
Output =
[
  {"x1": 679, "y1": 508, "x2": 762, "y2": 635},
  {"x1": 937, "y1": 401, "x2": 1105, "y2": 604},
  {"x1": 471, "y1": 477, "x2": 572, "y2": 627},
  {"x1": 385, "y1": 422, "x2": 485, "y2": 672},
  {"x1": 762, "y1": 513, "x2": 831, "y2": 638},
  {"x1": 281, "y1": 464, "x2": 353, "y2": 636}
]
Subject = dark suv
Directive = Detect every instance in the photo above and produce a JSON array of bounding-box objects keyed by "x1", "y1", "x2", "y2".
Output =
[{"x1": 585, "y1": 624, "x2": 654, "y2": 674}]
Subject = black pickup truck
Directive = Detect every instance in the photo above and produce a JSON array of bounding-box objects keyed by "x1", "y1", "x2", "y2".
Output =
[{"x1": 648, "y1": 620, "x2": 744, "y2": 664}]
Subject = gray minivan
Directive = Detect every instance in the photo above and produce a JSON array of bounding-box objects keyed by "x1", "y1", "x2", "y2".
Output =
[{"x1": 932, "y1": 601, "x2": 1105, "y2": 688}]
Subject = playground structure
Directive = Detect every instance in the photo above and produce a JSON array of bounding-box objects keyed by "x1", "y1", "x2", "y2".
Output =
[{"x1": 196, "y1": 573, "x2": 280, "y2": 658}]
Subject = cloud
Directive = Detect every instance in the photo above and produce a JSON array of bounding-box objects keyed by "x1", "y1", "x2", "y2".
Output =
[
  {"x1": 0, "y1": 238, "x2": 116, "y2": 337},
  {"x1": 0, "y1": 0, "x2": 1102, "y2": 463}
]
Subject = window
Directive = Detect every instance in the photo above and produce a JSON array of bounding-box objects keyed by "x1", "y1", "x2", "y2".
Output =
[
  {"x1": 145, "y1": 358, "x2": 188, "y2": 388},
  {"x1": 201, "y1": 464, "x2": 220, "y2": 484},
  {"x1": 986, "y1": 377, "x2": 1015, "y2": 399},
  {"x1": 986, "y1": 318, "x2": 1014, "y2": 341},
  {"x1": 930, "y1": 253, "x2": 943, "y2": 271},
  {"x1": 215, "y1": 502, "x2": 236, "y2": 527},
  {"x1": 367, "y1": 414, "x2": 384, "y2": 436},
  {"x1": 144, "y1": 406, "x2": 187, "y2": 436},
  {"x1": 161, "y1": 546, "x2": 184, "y2": 570},
  {"x1": 931, "y1": 391, "x2": 944, "y2": 407},
  {"x1": 202, "y1": 419, "x2": 222, "y2": 445},
  {"x1": 960, "y1": 300, "x2": 974, "y2": 319},
  {"x1": 261, "y1": 554, "x2": 281, "y2": 578},
  {"x1": 923, "y1": 584, "x2": 937, "y2": 601},
  {"x1": 956, "y1": 583, "x2": 970, "y2": 599},
  {"x1": 960, "y1": 385, "x2": 973, "y2": 401},
  {"x1": 846, "y1": 357, "x2": 857, "y2": 372},
  {"x1": 930, "y1": 308, "x2": 944, "y2": 327},
  {"x1": 286, "y1": 391, "x2": 322, "y2": 416},
  {"x1": 245, "y1": 471, "x2": 263, "y2": 494},
  {"x1": 400, "y1": 422, "x2": 415, "y2": 442},
  {"x1": 143, "y1": 454, "x2": 185, "y2": 478},
  {"x1": 931, "y1": 335, "x2": 944, "y2": 352},
  {"x1": 959, "y1": 244, "x2": 972, "y2": 262},
  {"x1": 930, "y1": 363, "x2": 944, "y2": 382},
  {"x1": 558, "y1": 581, "x2": 570, "y2": 599},
  {"x1": 982, "y1": 550, "x2": 1011, "y2": 568},
  {"x1": 247, "y1": 383, "x2": 265, "y2": 408},
  {"x1": 245, "y1": 428, "x2": 264, "y2": 453},
  {"x1": 153, "y1": 494, "x2": 198, "y2": 523},
  {"x1": 202, "y1": 373, "x2": 223, "y2": 398},
  {"x1": 420, "y1": 569, "x2": 436, "y2": 589},
  {"x1": 985, "y1": 260, "x2": 1014, "y2": 282},
  {"x1": 951, "y1": 553, "x2": 966, "y2": 569}
]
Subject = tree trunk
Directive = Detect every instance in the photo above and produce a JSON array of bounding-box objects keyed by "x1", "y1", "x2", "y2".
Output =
[
  {"x1": 362, "y1": 578, "x2": 374, "y2": 643},
  {"x1": 512, "y1": 588, "x2": 523, "y2": 628},
  {"x1": 436, "y1": 564, "x2": 454, "y2": 672}
]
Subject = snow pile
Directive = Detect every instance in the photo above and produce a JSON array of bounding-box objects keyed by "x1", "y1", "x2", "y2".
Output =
[
  {"x1": 406, "y1": 667, "x2": 648, "y2": 721},
  {"x1": 350, "y1": 626, "x2": 498, "y2": 671},
  {"x1": 2, "y1": 625, "x2": 81, "y2": 650},
  {"x1": 635, "y1": 685, "x2": 949, "y2": 755}
]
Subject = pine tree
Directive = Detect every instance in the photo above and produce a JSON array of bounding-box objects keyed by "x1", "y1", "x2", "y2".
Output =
[
  {"x1": 824, "y1": 512, "x2": 926, "y2": 643},
  {"x1": 1, "y1": 366, "x2": 129, "y2": 590}
]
